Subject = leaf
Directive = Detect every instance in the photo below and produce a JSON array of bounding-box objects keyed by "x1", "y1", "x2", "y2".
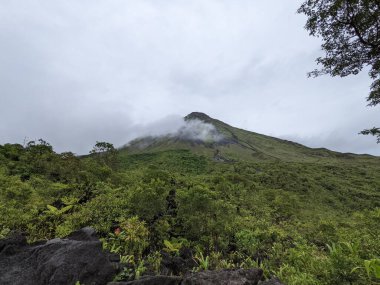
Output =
[
  {"x1": 163, "y1": 240, "x2": 173, "y2": 250},
  {"x1": 61, "y1": 196, "x2": 79, "y2": 206},
  {"x1": 371, "y1": 260, "x2": 380, "y2": 278},
  {"x1": 46, "y1": 205, "x2": 58, "y2": 214},
  {"x1": 58, "y1": 205, "x2": 73, "y2": 214},
  {"x1": 350, "y1": 266, "x2": 361, "y2": 274},
  {"x1": 364, "y1": 260, "x2": 371, "y2": 277}
]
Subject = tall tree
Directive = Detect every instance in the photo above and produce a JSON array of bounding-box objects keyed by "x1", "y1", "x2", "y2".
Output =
[
  {"x1": 298, "y1": 0, "x2": 380, "y2": 142},
  {"x1": 89, "y1": 141, "x2": 118, "y2": 168}
]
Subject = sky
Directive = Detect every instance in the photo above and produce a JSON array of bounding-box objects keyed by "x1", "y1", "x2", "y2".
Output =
[{"x1": 0, "y1": 0, "x2": 379, "y2": 155}]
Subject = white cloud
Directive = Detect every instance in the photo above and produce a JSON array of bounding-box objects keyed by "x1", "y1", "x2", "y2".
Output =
[{"x1": 126, "y1": 116, "x2": 223, "y2": 146}]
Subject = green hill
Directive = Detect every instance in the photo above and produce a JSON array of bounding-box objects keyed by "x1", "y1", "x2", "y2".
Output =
[{"x1": 124, "y1": 112, "x2": 379, "y2": 164}]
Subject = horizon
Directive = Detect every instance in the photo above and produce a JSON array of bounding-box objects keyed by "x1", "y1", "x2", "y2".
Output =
[{"x1": 5, "y1": 111, "x2": 379, "y2": 158}]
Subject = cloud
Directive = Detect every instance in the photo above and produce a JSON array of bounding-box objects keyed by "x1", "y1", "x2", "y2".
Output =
[
  {"x1": 176, "y1": 119, "x2": 223, "y2": 142},
  {"x1": 0, "y1": 0, "x2": 378, "y2": 155},
  {"x1": 126, "y1": 116, "x2": 224, "y2": 148}
]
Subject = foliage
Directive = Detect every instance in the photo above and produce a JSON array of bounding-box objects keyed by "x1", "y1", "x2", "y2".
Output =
[
  {"x1": 89, "y1": 141, "x2": 118, "y2": 168},
  {"x1": 104, "y1": 216, "x2": 149, "y2": 259},
  {"x1": 146, "y1": 251, "x2": 162, "y2": 274},
  {"x1": 353, "y1": 258, "x2": 380, "y2": 283},
  {"x1": 364, "y1": 258, "x2": 380, "y2": 280},
  {"x1": 298, "y1": 0, "x2": 380, "y2": 141},
  {"x1": 193, "y1": 252, "x2": 210, "y2": 271},
  {"x1": 0, "y1": 139, "x2": 379, "y2": 284},
  {"x1": 163, "y1": 239, "x2": 183, "y2": 256}
]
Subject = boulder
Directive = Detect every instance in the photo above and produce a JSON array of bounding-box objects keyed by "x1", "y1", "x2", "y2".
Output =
[{"x1": 0, "y1": 227, "x2": 119, "y2": 285}]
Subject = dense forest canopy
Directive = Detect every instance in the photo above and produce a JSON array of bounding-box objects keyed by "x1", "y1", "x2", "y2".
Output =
[{"x1": 0, "y1": 135, "x2": 379, "y2": 284}]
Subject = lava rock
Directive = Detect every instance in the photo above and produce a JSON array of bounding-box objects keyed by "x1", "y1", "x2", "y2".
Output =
[
  {"x1": 0, "y1": 228, "x2": 119, "y2": 285},
  {"x1": 0, "y1": 231, "x2": 27, "y2": 256},
  {"x1": 181, "y1": 269, "x2": 264, "y2": 285},
  {"x1": 66, "y1": 226, "x2": 99, "y2": 241},
  {"x1": 258, "y1": 278, "x2": 284, "y2": 285},
  {"x1": 160, "y1": 249, "x2": 197, "y2": 276},
  {"x1": 108, "y1": 275, "x2": 182, "y2": 285}
]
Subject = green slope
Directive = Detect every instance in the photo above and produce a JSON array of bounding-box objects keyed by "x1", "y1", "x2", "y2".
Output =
[{"x1": 122, "y1": 112, "x2": 379, "y2": 165}]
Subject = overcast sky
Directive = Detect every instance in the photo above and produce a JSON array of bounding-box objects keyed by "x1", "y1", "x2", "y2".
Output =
[{"x1": 0, "y1": 1, "x2": 379, "y2": 155}]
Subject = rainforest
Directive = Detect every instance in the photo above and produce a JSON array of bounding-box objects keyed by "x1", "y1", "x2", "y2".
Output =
[{"x1": 0, "y1": 113, "x2": 379, "y2": 284}]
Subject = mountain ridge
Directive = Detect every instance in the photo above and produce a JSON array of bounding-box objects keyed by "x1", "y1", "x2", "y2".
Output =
[{"x1": 123, "y1": 112, "x2": 379, "y2": 164}]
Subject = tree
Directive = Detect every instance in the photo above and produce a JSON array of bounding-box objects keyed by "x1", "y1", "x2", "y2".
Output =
[
  {"x1": 298, "y1": 0, "x2": 380, "y2": 142},
  {"x1": 90, "y1": 141, "x2": 116, "y2": 155},
  {"x1": 89, "y1": 141, "x2": 117, "y2": 168},
  {"x1": 24, "y1": 139, "x2": 56, "y2": 178}
]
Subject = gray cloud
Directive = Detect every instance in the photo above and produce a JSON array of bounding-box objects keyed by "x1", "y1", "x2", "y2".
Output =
[{"x1": 0, "y1": 0, "x2": 378, "y2": 155}]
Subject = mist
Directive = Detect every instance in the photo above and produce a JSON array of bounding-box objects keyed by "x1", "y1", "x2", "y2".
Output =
[{"x1": 125, "y1": 115, "x2": 224, "y2": 146}]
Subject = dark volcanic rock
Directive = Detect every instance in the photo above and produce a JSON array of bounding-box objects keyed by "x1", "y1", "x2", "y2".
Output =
[
  {"x1": 258, "y1": 278, "x2": 284, "y2": 285},
  {"x1": 160, "y1": 249, "x2": 197, "y2": 276},
  {"x1": 0, "y1": 231, "x2": 28, "y2": 256},
  {"x1": 108, "y1": 275, "x2": 182, "y2": 285},
  {"x1": 66, "y1": 226, "x2": 99, "y2": 241},
  {"x1": 0, "y1": 227, "x2": 119, "y2": 285},
  {"x1": 182, "y1": 269, "x2": 264, "y2": 285}
]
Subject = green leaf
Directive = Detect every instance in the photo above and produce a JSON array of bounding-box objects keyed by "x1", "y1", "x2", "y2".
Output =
[
  {"x1": 59, "y1": 205, "x2": 73, "y2": 214},
  {"x1": 46, "y1": 205, "x2": 58, "y2": 214}
]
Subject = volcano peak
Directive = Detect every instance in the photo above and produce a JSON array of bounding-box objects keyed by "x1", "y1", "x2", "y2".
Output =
[{"x1": 185, "y1": 112, "x2": 212, "y2": 122}]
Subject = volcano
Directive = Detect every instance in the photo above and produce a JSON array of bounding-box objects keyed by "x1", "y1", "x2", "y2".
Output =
[{"x1": 123, "y1": 112, "x2": 379, "y2": 164}]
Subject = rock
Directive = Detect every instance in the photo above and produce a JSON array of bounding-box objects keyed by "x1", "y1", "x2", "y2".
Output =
[
  {"x1": 108, "y1": 275, "x2": 182, "y2": 285},
  {"x1": 0, "y1": 228, "x2": 119, "y2": 285},
  {"x1": 66, "y1": 226, "x2": 99, "y2": 241},
  {"x1": 160, "y1": 249, "x2": 197, "y2": 276},
  {"x1": 182, "y1": 269, "x2": 264, "y2": 285},
  {"x1": 0, "y1": 231, "x2": 27, "y2": 256},
  {"x1": 258, "y1": 277, "x2": 284, "y2": 285}
]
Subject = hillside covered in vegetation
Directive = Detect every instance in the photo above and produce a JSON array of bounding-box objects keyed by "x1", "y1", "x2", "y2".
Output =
[{"x1": 1, "y1": 113, "x2": 379, "y2": 284}]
